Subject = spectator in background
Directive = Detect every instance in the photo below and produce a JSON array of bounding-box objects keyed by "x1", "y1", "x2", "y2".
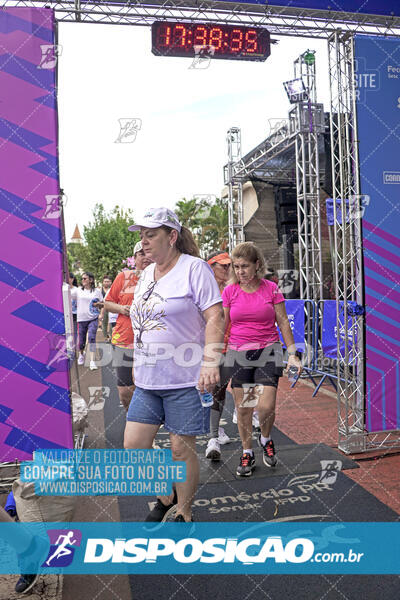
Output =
[
  {"x1": 205, "y1": 251, "x2": 232, "y2": 461},
  {"x1": 99, "y1": 275, "x2": 113, "y2": 342},
  {"x1": 71, "y1": 272, "x2": 103, "y2": 370},
  {"x1": 104, "y1": 241, "x2": 152, "y2": 410},
  {"x1": 68, "y1": 273, "x2": 78, "y2": 348}
]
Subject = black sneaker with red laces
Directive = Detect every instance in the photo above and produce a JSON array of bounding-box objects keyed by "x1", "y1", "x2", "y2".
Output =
[
  {"x1": 258, "y1": 435, "x2": 277, "y2": 467},
  {"x1": 236, "y1": 452, "x2": 256, "y2": 477}
]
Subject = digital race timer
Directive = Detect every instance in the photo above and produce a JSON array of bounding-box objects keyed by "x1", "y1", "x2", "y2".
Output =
[{"x1": 151, "y1": 21, "x2": 271, "y2": 62}]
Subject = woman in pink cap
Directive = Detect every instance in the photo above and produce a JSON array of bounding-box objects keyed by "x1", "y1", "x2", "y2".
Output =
[{"x1": 124, "y1": 207, "x2": 224, "y2": 523}]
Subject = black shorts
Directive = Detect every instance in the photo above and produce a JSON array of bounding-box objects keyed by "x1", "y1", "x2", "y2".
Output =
[
  {"x1": 112, "y1": 345, "x2": 134, "y2": 387},
  {"x1": 224, "y1": 342, "x2": 283, "y2": 389}
]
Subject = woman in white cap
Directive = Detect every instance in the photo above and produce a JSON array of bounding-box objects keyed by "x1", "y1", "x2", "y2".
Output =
[
  {"x1": 104, "y1": 241, "x2": 152, "y2": 410},
  {"x1": 124, "y1": 207, "x2": 224, "y2": 523}
]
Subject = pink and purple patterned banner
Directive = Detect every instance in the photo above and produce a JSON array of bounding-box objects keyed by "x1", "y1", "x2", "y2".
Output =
[{"x1": 0, "y1": 7, "x2": 73, "y2": 461}]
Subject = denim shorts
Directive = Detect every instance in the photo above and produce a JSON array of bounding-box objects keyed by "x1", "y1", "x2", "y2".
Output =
[{"x1": 126, "y1": 386, "x2": 210, "y2": 436}]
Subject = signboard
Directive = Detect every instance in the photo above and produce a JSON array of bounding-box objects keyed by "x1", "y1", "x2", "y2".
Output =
[
  {"x1": 0, "y1": 7, "x2": 73, "y2": 460},
  {"x1": 355, "y1": 35, "x2": 400, "y2": 432}
]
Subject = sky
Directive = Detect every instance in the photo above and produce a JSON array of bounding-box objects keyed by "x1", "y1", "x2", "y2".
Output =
[{"x1": 57, "y1": 23, "x2": 331, "y2": 241}]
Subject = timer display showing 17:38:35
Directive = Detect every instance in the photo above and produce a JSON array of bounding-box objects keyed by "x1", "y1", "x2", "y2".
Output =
[{"x1": 151, "y1": 21, "x2": 271, "y2": 62}]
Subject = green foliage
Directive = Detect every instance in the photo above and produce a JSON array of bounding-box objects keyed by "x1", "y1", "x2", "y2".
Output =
[
  {"x1": 175, "y1": 196, "x2": 228, "y2": 257},
  {"x1": 68, "y1": 204, "x2": 139, "y2": 281}
]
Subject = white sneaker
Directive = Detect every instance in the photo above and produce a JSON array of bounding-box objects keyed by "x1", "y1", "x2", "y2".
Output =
[
  {"x1": 232, "y1": 409, "x2": 237, "y2": 424},
  {"x1": 89, "y1": 360, "x2": 98, "y2": 371},
  {"x1": 252, "y1": 411, "x2": 260, "y2": 429},
  {"x1": 205, "y1": 438, "x2": 221, "y2": 461},
  {"x1": 78, "y1": 354, "x2": 85, "y2": 366},
  {"x1": 217, "y1": 427, "x2": 230, "y2": 445}
]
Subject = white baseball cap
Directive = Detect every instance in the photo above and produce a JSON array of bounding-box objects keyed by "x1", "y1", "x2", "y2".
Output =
[
  {"x1": 128, "y1": 207, "x2": 181, "y2": 233},
  {"x1": 133, "y1": 241, "x2": 143, "y2": 255}
]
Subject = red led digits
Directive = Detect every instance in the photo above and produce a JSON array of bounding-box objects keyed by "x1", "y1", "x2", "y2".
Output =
[
  {"x1": 230, "y1": 28, "x2": 244, "y2": 52},
  {"x1": 157, "y1": 24, "x2": 172, "y2": 48},
  {"x1": 193, "y1": 26, "x2": 208, "y2": 46},
  {"x1": 174, "y1": 24, "x2": 186, "y2": 48},
  {"x1": 245, "y1": 30, "x2": 258, "y2": 53},
  {"x1": 152, "y1": 21, "x2": 270, "y2": 61},
  {"x1": 209, "y1": 27, "x2": 223, "y2": 50}
]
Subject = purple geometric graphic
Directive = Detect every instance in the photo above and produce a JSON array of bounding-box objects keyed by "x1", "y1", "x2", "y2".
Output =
[{"x1": 0, "y1": 8, "x2": 73, "y2": 460}]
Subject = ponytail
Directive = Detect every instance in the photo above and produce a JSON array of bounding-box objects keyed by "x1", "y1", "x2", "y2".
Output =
[
  {"x1": 161, "y1": 225, "x2": 200, "y2": 257},
  {"x1": 176, "y1": 226, "x2": 200, "y2": 257}
]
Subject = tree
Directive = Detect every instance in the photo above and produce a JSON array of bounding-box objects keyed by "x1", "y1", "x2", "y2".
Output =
[
  {"x1": 69, "y1": 204, "x2": 139, "y2": 281},
  {"x1": 200, "y1": 198, "x2": 229, "y2": 254},
  {"x1": 174, "y1": 196, "x2": 228, "y2": 257}
]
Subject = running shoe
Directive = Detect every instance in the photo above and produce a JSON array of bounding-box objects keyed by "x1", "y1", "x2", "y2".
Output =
[
  {"x1": 77, "y1": 354, "x2": 85, "y2": 366},
  {"x1": 144, "y1": 490, "x2": 178, "y2": 525},
  {"x1": 252, "y1": 411, "x2": 260, "y2": 429},
  {"x1": 258, "y1": 435, "x2": 277, "y2": 467},
  {"x1": 15, "y1": 573, "x2": 39, "y2": 595},
  {"x1": 236, "y1": 452, "x2": 256, "y2": 477},
  {"x1": 89, "y1": 361, "x2": 98, "y2": 371},
  {"x1": 232, "y1": 408, "x2": 237, "y2": 424},
  {"x1": 15, "y1": 535, "x2": 47, "y2": 594},
  {"x1": 205, "y1": 438, "x2": 221, "y2": 461},
  {"x1": 217, "y1": 427, "x2": 230, "y2": 445}
]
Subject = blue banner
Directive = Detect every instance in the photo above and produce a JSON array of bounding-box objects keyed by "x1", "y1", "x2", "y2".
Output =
[
  {"x1": 356, "y1": 35, "x2": 400, "y2": 432},
  {"x1": 211, "y1": 0, "x2": 400, "y2": 17},
  {"x1": 321, "y1": 301, "x2": 354, "y2": 360},
  {"x1": 0, "y1": 522, "x2": 399, "y2": 574},
  {"x1": 278, "y1": 300, "x2": 306, "y2": 352}
]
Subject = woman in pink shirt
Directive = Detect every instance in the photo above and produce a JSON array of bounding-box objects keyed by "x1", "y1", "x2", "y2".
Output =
[{"x1": 222, "y1": 242, "x2": 302, "y2": 476}]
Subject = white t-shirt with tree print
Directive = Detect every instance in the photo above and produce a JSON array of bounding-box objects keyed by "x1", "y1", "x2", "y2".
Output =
[{"x1": 130, "y1": 254, "x2": 222, "y2": 390}]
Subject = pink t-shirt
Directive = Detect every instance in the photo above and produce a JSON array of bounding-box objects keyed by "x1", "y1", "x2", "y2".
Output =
[{"x1": 222, "y1": 279, "x2": 285, "y2": 351}]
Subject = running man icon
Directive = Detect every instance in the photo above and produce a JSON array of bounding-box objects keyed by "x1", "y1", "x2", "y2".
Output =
[{"x1": 45, "y1": 531, "x2": 78, "y2": 566}]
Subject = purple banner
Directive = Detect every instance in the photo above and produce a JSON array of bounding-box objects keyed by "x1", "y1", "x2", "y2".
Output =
[
  {"x1": 0, "y1": 8, "x2": 72, "y2": 460},
  {"x1": 356, "y1": 36, "x2": 400, "y2": 433}
]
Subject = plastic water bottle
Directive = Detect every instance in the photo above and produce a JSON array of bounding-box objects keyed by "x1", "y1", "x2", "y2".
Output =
[
  {"x1": 287, "y1": 366, "x2": 298, "y2": 383},
  {"x1": 198, "y1": 390, "x2": 214, "y2": 407}
]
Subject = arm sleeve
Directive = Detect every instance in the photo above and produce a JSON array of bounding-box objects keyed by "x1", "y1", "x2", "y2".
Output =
[
  {"x1": 189, "y1": 260, "x2": 222, "y2": 312},
  {"x1": 70, "y1": 287, "x2": 78, "y2": 300},
  {"x1": 106, "y1": 273, "x2": 124, "y2": 304}
]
